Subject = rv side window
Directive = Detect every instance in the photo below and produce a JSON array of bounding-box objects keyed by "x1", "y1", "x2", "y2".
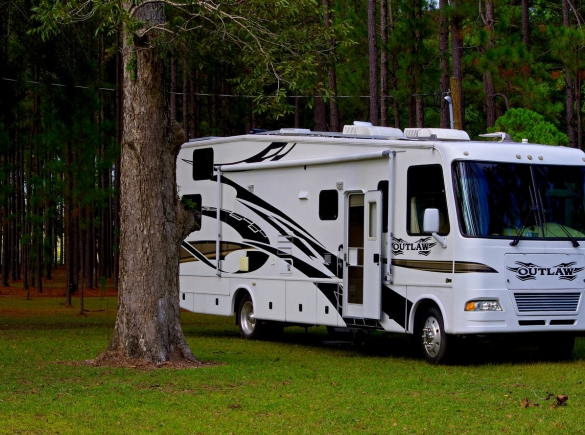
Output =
[
  {"x1": 192, "y1": 148, "x2": 214, "y2": 180},
  {"x1": 319, "y1": 190, "x2": 338, "y2": 220},
  {"x1": 181, "y1": 194, "x2": 202, "y2": 231},
  {"x1": 407, "y1": 165, "x2": 449, "y2": 235}
]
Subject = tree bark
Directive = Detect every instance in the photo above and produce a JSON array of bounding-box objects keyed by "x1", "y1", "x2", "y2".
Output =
[
  {"x1": 480, "y1": 0, "x2": 496, "y2": 128},
  {"x1": 101, "y1": 3, "x2": 199, "y2": 364},
  {"x1": 323, "y1": 0, "x2": 340, "y2": 132},
  {"x1": 521, "y1": 0, "x2": 530, "y2": 49},
  {"x1": 380, "y1": 0, "x2": 388, "y2": 127},
  {"x1": 313, "y1": 95, "x2": 327, "y2": 131},
  {"x1": 562, "y1": 0, "x2": 576, "y2": 148},
  {"x1": 389, "y1": 0, "x2": 399, "y2": 128},
  {"x1": 170, "y1": 56, "x2": 177, "y2": 120},
  {"x1": 368, "y1": 0, "x2": 378, "y2": 125},
  {"x1": 451, "y1": 1, "x2": 464, "y2": 129},
  {"x1": 439, "y1": 0, "x2": 450, "y2": 128}
]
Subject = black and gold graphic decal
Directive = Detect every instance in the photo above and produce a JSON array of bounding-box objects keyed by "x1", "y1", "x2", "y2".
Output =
[
  {"x1": 392, "y1": 259, "x2": 497, "y2": 274},
  {"x1": 182, "y1": 142, "x2": 296, "y2": 168},
  {"x1": 180, "y1": 241, "x2": 253, "y2": 263},
  {"x1": 381, "y1": 286, "x2": 412, "y2": 329}
]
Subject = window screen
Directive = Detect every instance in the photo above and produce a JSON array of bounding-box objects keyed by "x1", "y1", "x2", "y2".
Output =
[
  {"x1": 192, "y1": 148, "x2": 214, "y2": 180},
  {"x1": 407, "y1": 165, "x2": 449, "y2": 235},
  {"x1": 319, "y1": 190, "x2": 338, "y2": 220}
]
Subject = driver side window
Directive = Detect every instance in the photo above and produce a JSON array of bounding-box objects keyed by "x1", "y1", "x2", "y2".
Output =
[{"x1": 407, "y1": 165, "x2": 450, "y2": 235}]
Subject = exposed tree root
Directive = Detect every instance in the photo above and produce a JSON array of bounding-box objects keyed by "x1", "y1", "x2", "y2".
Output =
[{"x1": 85, "y1": 350, "x2": 209, "y2": 370}]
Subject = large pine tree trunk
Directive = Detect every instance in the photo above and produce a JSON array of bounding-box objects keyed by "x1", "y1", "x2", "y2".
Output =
[{"x1": 99, "y1": 4, "x2": 199, "y2": 364}]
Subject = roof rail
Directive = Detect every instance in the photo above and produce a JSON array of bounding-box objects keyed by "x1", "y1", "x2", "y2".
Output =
[{"x1": 188, "y1": 136, "x2": 220, "y2": 142}]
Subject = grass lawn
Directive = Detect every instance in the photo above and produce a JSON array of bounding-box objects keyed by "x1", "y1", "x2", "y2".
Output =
[{"x1": 1, "y1": 296, "x2": 585, "y2": 434}]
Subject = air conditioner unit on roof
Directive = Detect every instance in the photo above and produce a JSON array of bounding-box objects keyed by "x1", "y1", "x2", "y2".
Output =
[
  {"x1": 342, "y1": 121, "x2": 404, "y2": 138},
  {"x1": 404, "y1": 128, "x2": 470, "y2": 141}
]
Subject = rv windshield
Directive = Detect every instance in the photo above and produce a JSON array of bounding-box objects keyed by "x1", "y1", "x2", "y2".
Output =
[{"x1": 453, "y1": 161, "x2": 585, "y2": 240}]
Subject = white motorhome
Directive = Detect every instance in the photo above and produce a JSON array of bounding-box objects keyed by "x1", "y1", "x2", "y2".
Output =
[{"x1": 177, "y1": 123, "x2": 585, "y2": 363}]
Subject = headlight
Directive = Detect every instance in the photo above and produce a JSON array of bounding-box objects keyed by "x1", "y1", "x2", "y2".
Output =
[{"x1": 464, "y1": 300, "x2": 502, "y2": 311}]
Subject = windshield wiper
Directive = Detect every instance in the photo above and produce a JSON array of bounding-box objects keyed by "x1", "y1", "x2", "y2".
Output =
[
  {"x1": 510, "y1": 205, "x2": 538, "y2": 246},
  {"x1": 510, "y1": 186, "x2": 540, "y2": 247},
  {"x1": 552, "y1": 221, "x2": 580, "y2": 247},
  {"x1": 537, "y1": 189, "x2": 580, "y2": 248}
]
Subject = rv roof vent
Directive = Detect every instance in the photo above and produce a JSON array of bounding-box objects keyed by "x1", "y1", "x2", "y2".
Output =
[
  {"x1": 404, "y1": 128, "x2": 470, "y2": 141},
  {"x1": 343, "y1": 121, "x2": 404, "y2": 138},
  {"x1": 279, "y1": 128, "x2": 311, "y2": 135}
]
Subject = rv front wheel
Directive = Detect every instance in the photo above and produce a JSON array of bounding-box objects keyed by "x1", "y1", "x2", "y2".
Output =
[
  {"x1": 418, "y1": 307, "x2": 448, "y2": 364},
  {"x1": 237, "y1": 294, "x2": 263, "y2": 339}
]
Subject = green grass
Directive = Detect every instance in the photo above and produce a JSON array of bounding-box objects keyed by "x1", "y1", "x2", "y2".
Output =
[{"x1": 1, "y1": 297, "x2": 585, "y2": 434}]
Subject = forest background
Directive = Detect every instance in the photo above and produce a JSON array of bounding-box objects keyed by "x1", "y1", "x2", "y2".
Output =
[{"x1": 0, "y1": 0, "x2": 584, "y2": 295}]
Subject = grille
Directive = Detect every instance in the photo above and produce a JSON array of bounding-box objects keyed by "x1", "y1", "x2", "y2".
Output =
[{"x1": 514, "y1": 292, "x2": 581, "y2": 313}]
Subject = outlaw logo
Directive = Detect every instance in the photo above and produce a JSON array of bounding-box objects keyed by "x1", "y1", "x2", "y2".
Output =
[
  {"x1": 392, "y1": 237, "x2": 436, "y2": 257},
  {"x1": 506, "y1": 261, "x2": 585, "y2": 282}
]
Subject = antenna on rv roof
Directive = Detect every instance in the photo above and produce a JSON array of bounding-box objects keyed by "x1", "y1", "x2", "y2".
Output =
[{"x1": 478, "y1": 132, "x2": 513, "y2": 142}]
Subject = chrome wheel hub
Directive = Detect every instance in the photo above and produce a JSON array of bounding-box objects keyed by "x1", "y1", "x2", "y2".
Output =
[
  {"x1": 422, "y1": 316, "x2": 441, "y2": 357},
  {"x1": 240, "y1": 301, "x2": 256, "y2": 335}
]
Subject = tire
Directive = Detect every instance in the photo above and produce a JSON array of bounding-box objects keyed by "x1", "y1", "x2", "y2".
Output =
[
  {"x1": 418, "y1": 306, "x2": 450, "y2": 364},
  {"x1": 538, "y1": 333, "x2": 575, "y2": 361},
  {"x1": 237, "y1": 293, "x2": 264, "y2": 339}
]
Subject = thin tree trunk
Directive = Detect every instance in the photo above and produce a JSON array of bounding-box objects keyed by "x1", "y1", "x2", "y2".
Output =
[
  {"x1": 480, "y1": 0, "x2": 496, "y2": 127},
  {"x1": 522, "y1": 0, "x2": 530, "y2": 49},
  {"x1": 323, "y1": 0, "x2": 340, "y2": 132},
  {"x1": 314, "y1": 95, "x2": 327, "y2": 131},
  {"x1": 380, "y1": 0, "x2": 388, "y2": 127},
  {"x1": 368, "y1": 0, "x2": 378, "y2": 125},
  {"x1": 65, "y1": 139, "x2": 73, "y2": 306},
  {"x1": 182, "y1": 54, "x2": 189, "y2": 140},
  {"x1": 389, "y1": 0, "x2": 399, "y2": 128},
  {"x1": 114, "y1": 29, "x2": 122, "y2": 291},
  {"x1": 416, "y1": 96, "x2": 424, "y2": 128},
  {"x1": 439, "y1": 0, "x2": 450, "y2": 128},
  {"x1": 294, "y1": 96, "x2": 300, "y2": 128},
  {"x1": 451, "y1": 1, "x2": 464, "y2": 129},
  {"x1": 190, "y1": 77, "x2": 196, "y2": 138},
  {"x1": 563, "y1": 0, "x2": 576, "y2": 147}
]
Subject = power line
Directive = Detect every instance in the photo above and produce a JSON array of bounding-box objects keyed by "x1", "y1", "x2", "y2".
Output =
[
  {"x1": 3, "y1": 77, "x2": 444, "y2": 102},
  {"x1": 2, "y1": 77, "x2": 115, "y2": 91}
]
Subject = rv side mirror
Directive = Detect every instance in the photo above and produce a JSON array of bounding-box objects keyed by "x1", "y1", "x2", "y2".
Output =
[{"x1": 423, "y1": 208, "x2": 440, "y2": 233}]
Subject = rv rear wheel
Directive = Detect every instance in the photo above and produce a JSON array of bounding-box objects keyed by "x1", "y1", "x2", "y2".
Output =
[
  {"x1": 237, "y1": 293, "x2": 264, "y2": 339},
  {"x1": 418, "y1": 306, "x2": 448, "y2": 364}
]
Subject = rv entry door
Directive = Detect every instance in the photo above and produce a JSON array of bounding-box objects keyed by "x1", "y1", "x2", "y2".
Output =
[{"x1": 345, "y1": 191, "x2": 383, "y2": 320}]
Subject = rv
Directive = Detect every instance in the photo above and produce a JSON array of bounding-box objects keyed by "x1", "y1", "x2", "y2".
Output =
[{"x1": 177, "y1": 123, "x2": 585, "y2": 363}]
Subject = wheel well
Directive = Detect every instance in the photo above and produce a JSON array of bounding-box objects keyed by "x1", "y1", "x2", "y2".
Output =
[
  {"x1": 233, "y1": 288, "x2": 250, "y2": 323},
  {"x1": 413, "y1": 299, "x2": 440, "y2": 329}
]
